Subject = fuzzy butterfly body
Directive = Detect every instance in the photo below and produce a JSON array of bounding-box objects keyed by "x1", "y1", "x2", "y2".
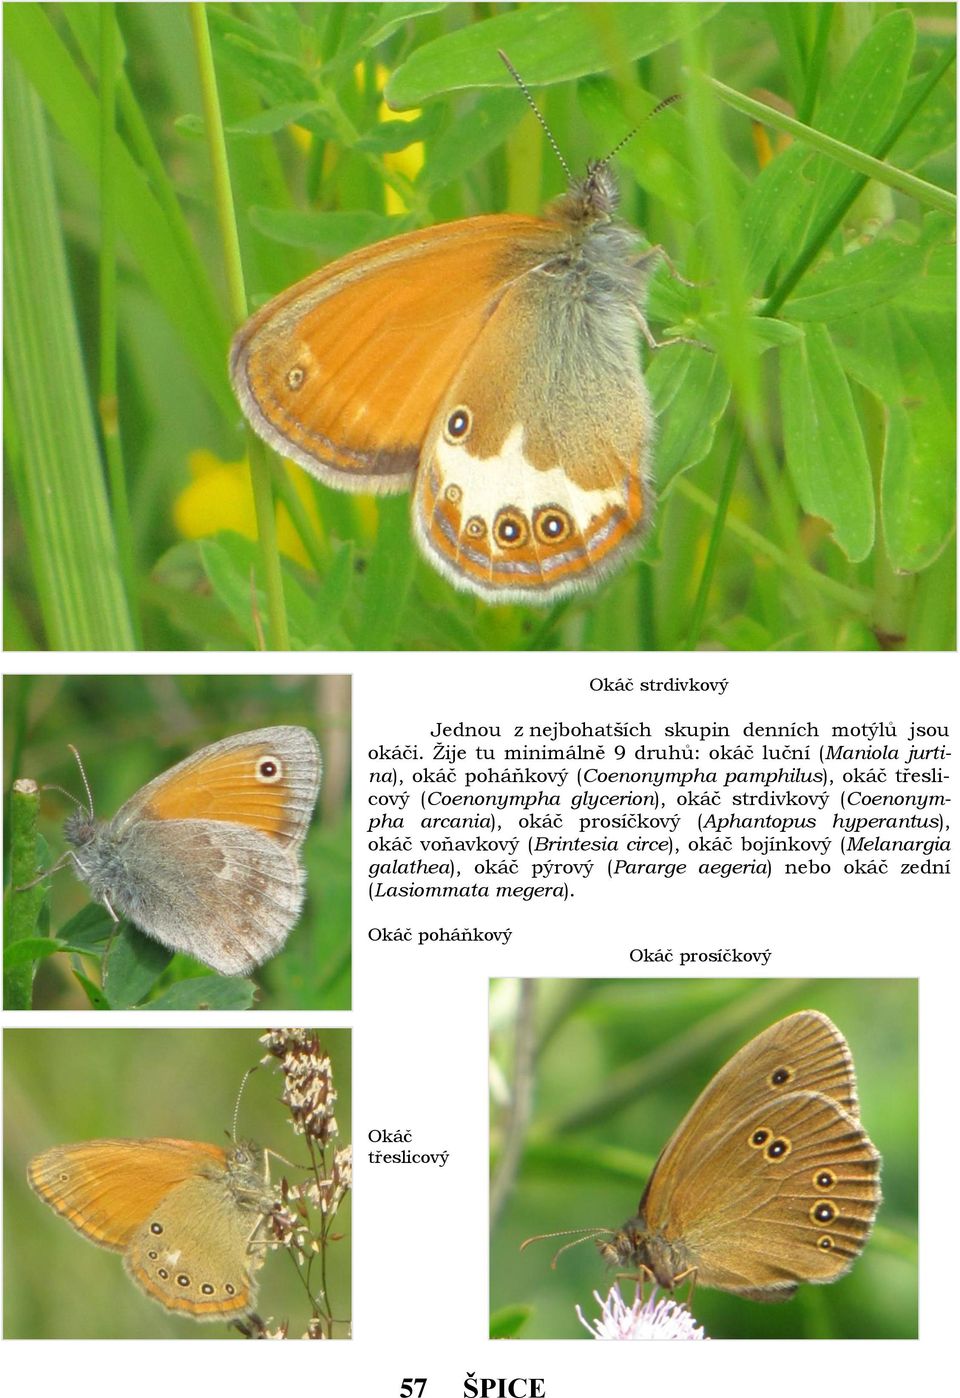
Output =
[
  {"x1": 230, "y1": 164, "x2": 662, "y2": 604},
  {"x1": 28, "y1": 1138, "x2": 273, "y2": 1320},
  {"x1": 602, "y1": 1011, "x2": 881, "y2": 1301},
  {"x1": 62, "y1": 726, "x2": 321, "y2": 976}
]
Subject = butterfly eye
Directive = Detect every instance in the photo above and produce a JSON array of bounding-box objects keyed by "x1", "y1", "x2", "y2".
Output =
[
  {"x1": 769, "y1": 1065, "x2": 794, "y2": 1087},
  {"x1": 201, "y1": 1284, "x2": 215, "y2": 1296},
  {"x1": 465, "y1": 517, "x2": 486, "y2": 540},
  {"x1": 285, "y1": 366, "x2": 306, "y2": 391},
  {"x1": 443, "y1": 406, "x2": 472, "y2": 442},
  {"x1": 494, "y1": 508, "x2": 529, "y2": 548},
  {"x1": 533, "y1": 506, "x2": 573, "y2": 545},
  {"x1": 817, "y1": 1235, "x2": 835, "y2": 1251},
  {"x1": 749, "y1": 1127, "x2": 772, "y2": 1149},
  {"x1": 150, "y1": 1221, "x2": 163, "y2": 1235},
  {"x1": 814, "y1": 1168, "x2": 838, "y2": 1190},
  {"x1": 255, "y1": 756, "x2": 283, "y2": 785},
  {"x1": 176, "y1": 1273, "x2": 191, "y2": 1289}
]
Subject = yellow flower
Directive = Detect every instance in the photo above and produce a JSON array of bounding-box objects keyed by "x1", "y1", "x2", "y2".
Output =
[{"x1": 174, "y1": 449, "x2": 323, "y2": 570}]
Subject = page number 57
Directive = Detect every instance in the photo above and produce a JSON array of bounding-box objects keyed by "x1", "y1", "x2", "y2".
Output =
[{"x1": 400, "y1": 1382, "x2": 427, "y2": 1397}]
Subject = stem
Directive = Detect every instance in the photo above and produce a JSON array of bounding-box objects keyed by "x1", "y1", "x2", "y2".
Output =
[
  {"x1": 98, "y1": 5, "x2": 141, "y2": 644},
  {"x1": 5, "y1": 779, "x2": 44, "y2": 1009},
  {"x1": 685, "y1": 425, "x2": 743, "y2": 649},
  {"x1": 188, "y1": 3, "x2": 289, "y2": 649}
]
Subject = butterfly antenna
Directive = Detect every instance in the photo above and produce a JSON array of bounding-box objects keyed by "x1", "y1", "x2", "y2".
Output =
[
  {"x1": 232, "y1": 1065, "x2": 259, "y2": 1141},
  {"x1": 498, "y1": 50, "x2": 572, "y2": 182},
  {"x1": 521, "y1": 1226, "x2": 614, "y2": 1268},
  {"x1": 599, "y1": 91, "x2": 681, "y2": 166},
  {"x1": 67, "y1": 745, "x2": 95, "y2": 819}
]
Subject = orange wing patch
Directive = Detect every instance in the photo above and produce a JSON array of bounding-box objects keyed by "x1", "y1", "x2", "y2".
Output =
[
  {"x1": 28, "y1": 1140, "x2": 227, "y2": 1250},
  {"x1": 231, "y1": 216, "x2": 554, "y2": 490},
  {"x1": 139, "y1": 741, "x2": 297, "y2": 841}
]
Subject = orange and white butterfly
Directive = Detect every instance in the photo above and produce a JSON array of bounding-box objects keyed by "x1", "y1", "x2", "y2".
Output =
[{"x1": 230, "y1": 60, "x2": 695, "y2": 605}]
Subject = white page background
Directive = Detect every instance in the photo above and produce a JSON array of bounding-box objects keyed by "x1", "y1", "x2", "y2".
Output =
[{"x1": 2, "y1": 647, "x2": 950, "y2": 1391}]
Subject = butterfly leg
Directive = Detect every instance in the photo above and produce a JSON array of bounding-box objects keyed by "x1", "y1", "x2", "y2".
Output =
[
  {"x1": 631, "y1": 305, "x2": 712, "y2": 354},
  {"x1": 671, "y1": 1265, "x2": 699, "y2": 1306},
  {"x1": 633, "y1": 245, "x2": 712, "y2": 352},
  {"x1": 14, "y1": 849, "x2": 77, "y2": 892}
]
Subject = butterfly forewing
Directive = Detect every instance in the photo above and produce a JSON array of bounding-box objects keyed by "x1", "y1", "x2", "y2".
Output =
[
  {"x1": 28, "y1": 1139, "x2": 228, "y2": 1251},
  {"x1": 230, "y1": 217, "x2": 550, "y2": 492},
  {"x1": 640, "y1": 1011, "x2": 861, "y2": 1220},
  {"x1": 112, "y1": 727, "x2": 321, "y2": 851}
]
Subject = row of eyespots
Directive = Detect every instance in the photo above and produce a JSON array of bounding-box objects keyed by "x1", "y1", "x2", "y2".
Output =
[
  {"x1": 440, "y1": 404, "x2": 577, "y2": 552},
  {"x1": 443, "y1": 488, "x2": 575, "y2": 551},
  {"x1": 743, "y1": 1137, "x2": 856, "y2": 1254},
  {"x1": 147, "y1": 1223, "x2": 237, "y2": 1298},
  {"x1": 146, "y1": 1248, "x2": 237, "y2": 1298}
]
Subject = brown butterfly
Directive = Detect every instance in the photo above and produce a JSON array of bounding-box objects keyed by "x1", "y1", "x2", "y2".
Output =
[{"x1": 599, "y1": 1011, "x2": 882, "y2": 1300}]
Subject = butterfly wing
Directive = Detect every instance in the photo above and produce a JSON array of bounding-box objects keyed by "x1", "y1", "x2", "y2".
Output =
[
  {"x1": 230, "y1": 216, "x2": 553, "y2": 493},
  {"x1": 124, "y1": 1158, "x2": 267, "y2": 1319},
  {"x1": 412, "y1": 225, "x2": 651, "y2": 601},
  {"x1": 665, "y1": 1090, "x2": 880, "y2": 1298},
  {"x1": 110, "y1": 727, "x2": 321, "y2": 853},
  {"x1": 637, "y1": 1012, "x2": 879, "y2": 1298},
  {"x1": 28, "y1": 1139, "x2": 228, "y2": 1250},
  {"x1": 103, "y1": 818, "x2": 306, "y2": 974}
]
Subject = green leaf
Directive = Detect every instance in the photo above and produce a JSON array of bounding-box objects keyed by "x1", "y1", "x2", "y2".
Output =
[
  {"x1": 103, "y1": 926, "x2": 175, "y2": 1008},
  {"x1": 386, "y1": 3, "x2": 723, "y2": 107},
  {"x1": 144, "y1": 976, "x2": 256, "y2": 1010},
  {"x1": 4, "y1": 50, "x2": 135, "y2": 649},
  {"x1": 5, "y1": 5, "x2": 230, "y2": 418},
  {"x1": 359, "y1": 497, "x2": 416, "y2": 648},
  {"x1": 226, "y1": 100, "x2": 330, "y2": 135},
  {"x1": 4, "y1": 938, "x2": 101, "y2": 969},
  {"x1": 649, "y1": 347, "x2": 731, "y2": 487},
  {"x1": 783, "y1": 238, "x2": 928, "y2": 322},
  {"x1": 880, "y1": 312, "x2": 955, "y2": 573},
  {"x1": 198, "y1": 533, "x2": 321, "y2": 649},
  {"x1": 58, "y1": 904, "x2": 116, "y2": 948},
  {"x1": 419, "y1": 89, "x2": 523, "y2": 192},
  {"x1": 490, "y1": 1305, "x2": 533, "y2": 1339},
  {"x1": 73, "y1": 971, "x2": 112, "y2": 1010},
  {"x1": 359, "y1": 4, "x2": 450, "y2": 51},
  {"x1": 248, "y1": 206, "x2": 406, "y2": 256},
  {"x1": 779, "y1": 324, "x2": 875, "y2": 561}
]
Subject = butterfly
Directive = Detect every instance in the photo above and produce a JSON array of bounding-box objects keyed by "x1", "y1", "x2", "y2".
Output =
[
  {"x1": 28, "y1": 1137, "x2": 273, "y2": 1321},
  {"x1": 230, "y1": 57, "x2": 697, "y2": 604},
  {"x1": 36, "y1": 727, "x2": 321, "y2": 976},
  {"x1": 599, "y1": 1011, "x2": 882, "y2": 1300}
]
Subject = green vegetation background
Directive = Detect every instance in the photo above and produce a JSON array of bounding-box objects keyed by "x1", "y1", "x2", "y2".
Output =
[
  {"x1": 4, "y1": 1026, "x2": 352, "y2": 1338},
  {"x1": 4, "y1": 3, "x2": 955, "y2": 652},
  {"x1": 490, "y1": 977, "x2": 917, "y2": 1339},
  {"x1": 3, "y1": 673, "x2": 351, "y2": 1010}
]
